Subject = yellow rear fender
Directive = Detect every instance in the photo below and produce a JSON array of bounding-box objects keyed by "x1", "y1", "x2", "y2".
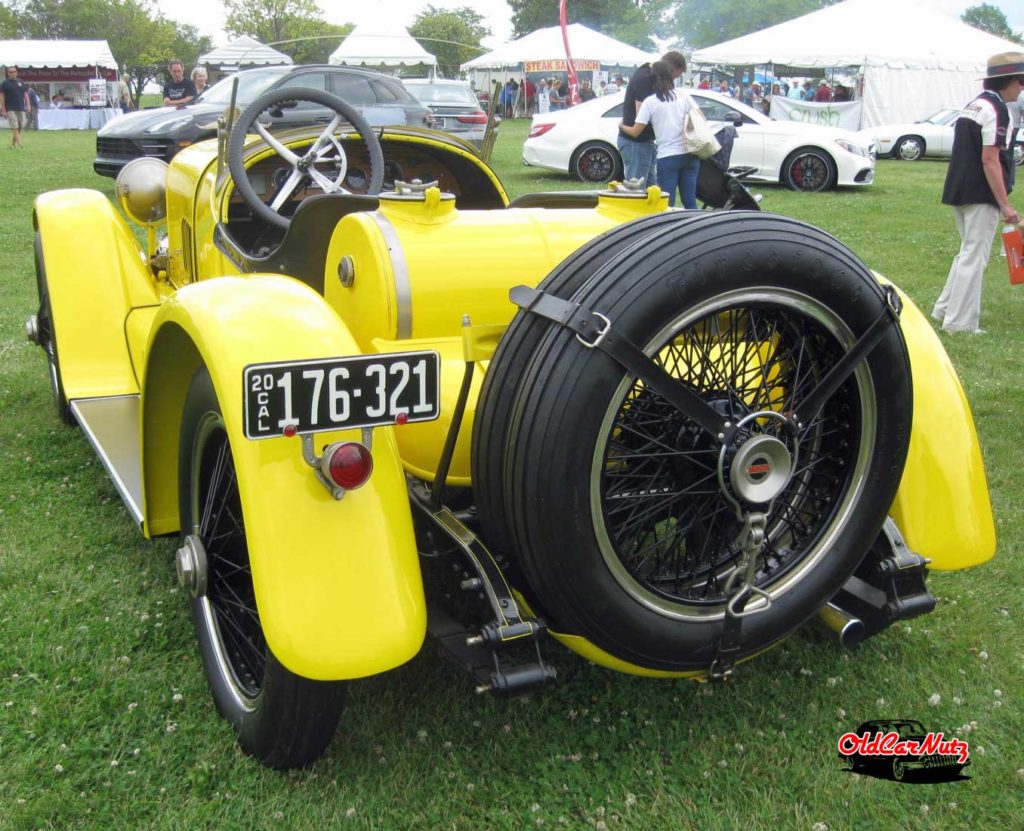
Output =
[
  {"x1": 887, "y1": 282, "x2": 996, "y2": 569},
  {"x1": 33, "y1": 189, "x2": 161, "y2": 400},
  {"x1": 142, "y1": 275, "x2": 425, "y2": 680}
]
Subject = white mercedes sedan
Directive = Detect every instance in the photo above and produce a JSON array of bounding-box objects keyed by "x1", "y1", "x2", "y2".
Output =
[{"x1": 522, "y1": 89, "x2": 876, "y2": 192}]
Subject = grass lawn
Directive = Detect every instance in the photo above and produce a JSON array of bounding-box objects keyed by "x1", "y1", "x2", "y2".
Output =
[{"x1": 0, "y1": 123, "x2": 1021, "y2": 829}]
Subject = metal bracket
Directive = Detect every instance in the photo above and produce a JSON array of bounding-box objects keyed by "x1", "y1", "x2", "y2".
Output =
[
  {"x1": 297, "y1": 427, "x2": 373, "y2": 501},
  {"x1": 410, "y1": 481, "x2": 556, "y2": 696}
]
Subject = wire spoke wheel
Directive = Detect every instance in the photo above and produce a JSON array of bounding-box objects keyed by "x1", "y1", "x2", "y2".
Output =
[
  {"x1": 179, "y1": 368, "x2": 345, "y2": 768},
  {"x1": 191, "y1": 412, "x2": 265, "y2": 704},
  {"x1": 592, "y1": 293, "x2": 872, "y2": 619},
  {"x1": 34, "y1": 233, "x2": 74, "y2": 425}
]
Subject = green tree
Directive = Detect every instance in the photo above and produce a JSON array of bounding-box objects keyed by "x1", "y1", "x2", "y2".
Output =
[
  {"x1": 508, "y1": 0, "x2": 671, "y2": 51},
  {"x1": 222, "y1": 0, "x2": 352, "y2": 64},
  {"x1": 0, "y1": 3, "x2": 18, "y2": 37},
  {"x1": 671, "y1": 0, "x2": 835, "y2": 50},
  {"x1": 961, "y1": 3, "x2": 1022, "y2": 43},
  {"x1": 409, "y1": 5, "x2": 490, "y2": 78}
]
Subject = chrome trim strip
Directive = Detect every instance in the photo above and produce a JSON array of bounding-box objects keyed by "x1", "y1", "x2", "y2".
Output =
[
  {"x1": 71, "y1": 395, "x2": 144, "y2": 526},
  {"x1": 372, "y1": 211, "x2": 412, "y2": 339}
]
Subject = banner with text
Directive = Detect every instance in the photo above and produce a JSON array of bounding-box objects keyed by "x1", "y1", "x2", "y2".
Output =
[
  {"x1": 770, "y1": 98, "x2": 863, "y2": 131},
  {"x1": 525, "y1": 59, "x2": 600, "y2": 73}
]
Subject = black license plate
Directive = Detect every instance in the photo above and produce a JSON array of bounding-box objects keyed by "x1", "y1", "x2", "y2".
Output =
[{"x1": 243, "y1": 351, "x2": 440, "y2": 439}]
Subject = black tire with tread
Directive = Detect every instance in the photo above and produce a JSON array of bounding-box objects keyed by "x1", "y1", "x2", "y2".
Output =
[
  {"x1": 34, "y1": 232, "x2": 75, "y2": 426},
  {"x1": 179, "y1": 367, "x2": 345, "y2": 768},
  {"x1": 475, "y1": 212, "x2": 912, "y2": 671}
]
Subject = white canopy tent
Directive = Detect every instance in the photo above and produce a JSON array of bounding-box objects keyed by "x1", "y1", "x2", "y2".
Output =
[
  {"x1": 691, "y1": 0, "x2": 1024, "y2": 128},
  {"x1": 0, "y1": 39, "x2": 118, "y2": 72},
  {"x1": 0, "y1": 39, "x2": 118, "y2": 112},
  {"x1": 199, "y1": 36, "x2": 293, "y2": 70},
  {"x1": 462, "y1": 23, "x2": 654, "y2": 74},
  {"x1": 329, "y1": 23, "x2": 438, "y2": 74}
]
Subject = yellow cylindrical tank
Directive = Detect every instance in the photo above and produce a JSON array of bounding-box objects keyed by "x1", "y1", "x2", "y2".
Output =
[{"x1": 322, "y1": 186, "x2": 669, "y2": 485}]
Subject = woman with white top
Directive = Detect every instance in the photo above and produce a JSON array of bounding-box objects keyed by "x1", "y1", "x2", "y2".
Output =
[{"x1": 618, "y1": 61, "x2": 700, "y2": 209}]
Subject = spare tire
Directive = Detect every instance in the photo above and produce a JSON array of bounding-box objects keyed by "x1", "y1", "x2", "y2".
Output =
[{"x1": 474, "y1": 212, "x2": 912, "y2": 672}]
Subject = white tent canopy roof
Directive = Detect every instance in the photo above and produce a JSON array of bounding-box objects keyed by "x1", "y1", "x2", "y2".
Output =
[
  {"x1": 462, "y1": 23, "x2": 655, "y2": 71},
  {"x1": 0, "y1": 39, "x2": 118, "y2": 70},
  {"x1": 691, "y1": 0, "x2": 1023, "y2": 71},
  {"x1": 329, "y1": 23, "x2": 437, "y2": 68},
  {"x1": 199, "y1": 35, "x2": 293, "y2": 67}
]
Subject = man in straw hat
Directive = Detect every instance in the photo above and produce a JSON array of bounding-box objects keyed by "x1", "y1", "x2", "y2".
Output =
[{"x1": 934, "y1": 51, "x2": 1024, "y2": 334}]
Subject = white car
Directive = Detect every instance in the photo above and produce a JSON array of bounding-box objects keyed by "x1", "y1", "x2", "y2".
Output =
[
  {"x1": 522, "y1": 89, "x2": 876, "y2": 192},
  {"x1": 856, "y1": 108, "x2": 960, "y2": 161}
]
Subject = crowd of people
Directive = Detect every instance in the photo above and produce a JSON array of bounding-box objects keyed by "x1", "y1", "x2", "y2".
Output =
[{"x1": 487, "y1": 71, "x2": 630, "y2": 118}]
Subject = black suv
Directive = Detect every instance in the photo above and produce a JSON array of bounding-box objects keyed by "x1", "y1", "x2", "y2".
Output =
[{"x1": 94, "y1": 64, "x2": 434, "y2": 177}]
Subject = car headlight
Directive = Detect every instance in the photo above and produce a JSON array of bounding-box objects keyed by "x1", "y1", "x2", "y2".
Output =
[
  {"x1": 143, "y1": 115, "x2": 194, "y2": 135},
  {"x1": 834, "y1": 139, "x2": 869, "y2": 158}
]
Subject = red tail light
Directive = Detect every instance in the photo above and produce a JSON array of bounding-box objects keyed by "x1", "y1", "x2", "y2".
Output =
[
  {"x1": 456, "y1": 111, "x2": 488, "y2": 124},
  {"x1": 322, "y1": 442, "x2": 373, "y2": 491},
  {"x1": 528, "y1": 122, "x2": 556, "y2": 139}
]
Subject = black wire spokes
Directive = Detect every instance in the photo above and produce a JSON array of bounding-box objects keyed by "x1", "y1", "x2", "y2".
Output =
[
  {"x1": 601, "y1": 304, "x2": 859, "y2": 606},
  {"x1": 200, "y1": 428, "x2": 265, "y2": 697}
]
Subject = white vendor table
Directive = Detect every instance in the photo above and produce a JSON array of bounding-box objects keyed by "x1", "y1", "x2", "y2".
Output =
[{"x1": 37, "y1": 108, "x2": 122, "y2": 130}]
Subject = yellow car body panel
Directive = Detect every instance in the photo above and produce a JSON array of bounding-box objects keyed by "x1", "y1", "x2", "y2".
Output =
[
  {"x1": 884, "y1": 283, "x2": 996, "y2": 570},
  {"x1": 33, "y1": 189, "x2": 161, "y2": 399},
  {"x1": 141, "y1": 276, "x2": 426, "y2": 680},
  {"x1": 322, "y1": 188, "x2": 669, "y2": 483}
]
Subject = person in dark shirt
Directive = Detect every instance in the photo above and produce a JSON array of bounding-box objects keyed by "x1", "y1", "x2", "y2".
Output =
[
  {"x1": 579, "y1": 80, "x2": 596, "y2": 102},
  {"x1": 163, "y1": 59, "x2": 197, "y2": 107},
  {"x1": 933, "y1": 51, "x2": 1024, "y2": 334},
  {"x1": 0, "y1": 65, "x2": 31, "y2": 148},
  {"x1": 617, "y1": 51, "x2": 686, "y2": 187}
]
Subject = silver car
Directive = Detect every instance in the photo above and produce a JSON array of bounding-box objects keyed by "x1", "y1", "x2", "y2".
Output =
[{"x1": 403, "y1": 79, "x2": 489, "y2": 149}]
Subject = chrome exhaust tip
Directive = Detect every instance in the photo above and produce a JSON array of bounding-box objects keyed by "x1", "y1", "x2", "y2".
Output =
[
  {"x1": 817, "y1": 602, "x2": 865, "y2": 650},
  {"x1": 25, "y1": 315, "x2": 40, "y2": 345}
]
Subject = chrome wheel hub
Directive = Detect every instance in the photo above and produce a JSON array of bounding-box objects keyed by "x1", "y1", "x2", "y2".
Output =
[
  {"x1": 730, "y1": 434, "x2": 793, "y2": 504},
  {"x1": 25, "y1": 315, "x2": 40, "y2": 345},
  {"x1": 176, "y1": 534, "x2": 208, "y2": 598}
]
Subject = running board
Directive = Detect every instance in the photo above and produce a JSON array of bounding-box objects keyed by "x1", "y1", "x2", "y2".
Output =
[{"x1": 70, "y1": 395, "x2": 144, "y2": 526}]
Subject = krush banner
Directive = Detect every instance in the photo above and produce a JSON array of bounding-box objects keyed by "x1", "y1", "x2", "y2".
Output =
[{"x1": 771, "y1": 98, "x2": 863, "y2": 131}]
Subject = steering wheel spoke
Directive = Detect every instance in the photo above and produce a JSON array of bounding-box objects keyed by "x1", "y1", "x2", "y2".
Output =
[
  {"x1": 307, "y1": 115, "x2": 345, "y2": 156},
  {"x1": 228, "y1": 87, "x2": 386, "y2": 230},
  {"x1": 268, "y1": 168, "x2": 307, "y2": 212},
  {"x1": 254, "y1": 122, "x2": 300, "y2": 165}
]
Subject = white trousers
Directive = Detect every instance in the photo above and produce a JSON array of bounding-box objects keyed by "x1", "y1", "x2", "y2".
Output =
[{"x1": 933, "y1": 203, "x2": 1000, "y2": 332}]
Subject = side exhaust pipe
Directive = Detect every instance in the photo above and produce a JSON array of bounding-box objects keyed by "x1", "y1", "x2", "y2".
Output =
[{"x1": 817, "y1": 602, "x2": 865, "y2": 650}]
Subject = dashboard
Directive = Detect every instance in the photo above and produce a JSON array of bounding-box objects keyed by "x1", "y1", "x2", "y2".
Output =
[{"x1": 233, "y1": 139, "x2": 465, "y2": 206}]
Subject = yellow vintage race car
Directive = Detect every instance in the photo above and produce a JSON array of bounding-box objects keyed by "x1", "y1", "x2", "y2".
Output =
[{"x1": 26, "y1": 87, "x2": 995, "y2": 769}]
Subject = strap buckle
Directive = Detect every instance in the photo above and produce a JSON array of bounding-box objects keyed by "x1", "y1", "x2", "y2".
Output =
[{"x1": 576, "y1": 312, "x2": 610, "y2": 348}]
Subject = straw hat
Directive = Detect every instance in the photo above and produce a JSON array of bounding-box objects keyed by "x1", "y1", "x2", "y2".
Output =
[{"x1": 983, "y1": 51, "x2": 1024, "y2": 79}]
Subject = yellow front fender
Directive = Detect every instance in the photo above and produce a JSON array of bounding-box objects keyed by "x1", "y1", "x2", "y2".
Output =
[
  {"x1": 888, "y1": 283, "x2": 996, "y2": 570},
  {"x1": 142, "y1": 276, "x2": 425, "y2": 680},
  {"x1": 34, "y1": 189, "x2": 161, "y2": 400}
]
